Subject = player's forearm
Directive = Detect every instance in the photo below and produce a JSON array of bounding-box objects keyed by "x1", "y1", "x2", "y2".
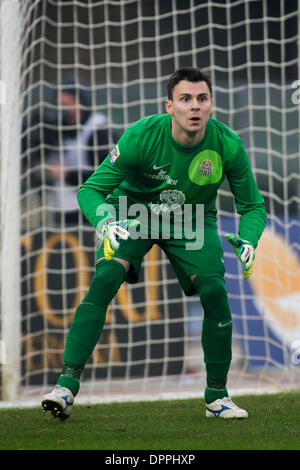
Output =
[
  {"x1": 237, "y1": 202, "x2": 267, "y2": 248},
  {"x1": 77, "y1": 186, "x2": 115, "y2": 229}
]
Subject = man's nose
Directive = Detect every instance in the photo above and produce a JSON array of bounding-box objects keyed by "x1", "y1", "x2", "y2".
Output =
[{"x1": 191, "y1": 99, "x2": 200, "y2": 110}]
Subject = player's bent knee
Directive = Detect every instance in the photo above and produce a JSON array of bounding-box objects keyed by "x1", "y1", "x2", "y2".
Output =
[
  {"x1": 96, "y1": 256, "x2": 130, "y2": 272},
  {"x1": 199, "y1": 276, "x2": 227, "y2": 299},
  {"x1": 197, "y1": 276, "x2": 231, "y2": 323},
  {"x1": 83, "y1": 259, "x2": 127, "y2": 307},
  {"x1": 194, "y1": 275, "x2": 226, "y2": 298}
]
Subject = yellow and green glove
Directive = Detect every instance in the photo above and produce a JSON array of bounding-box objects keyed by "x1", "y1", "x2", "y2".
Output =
[
  {"x1": 98, "y1": 219, "x2": 140, "y2": 261},
  {"x1": 225, "y1": 234, "x2": 255, "y2": 279}
]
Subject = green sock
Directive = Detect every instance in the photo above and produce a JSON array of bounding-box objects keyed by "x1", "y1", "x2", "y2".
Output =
[
  {"x1": 57, "y1": 373, "x2": 81, "y2": 397},
  {"x1": 207, "y1": 376, "x2": 227, "y2": 390},
  {"x1": 197, "y1": 276, "x2": 232, "y2": 397},
  {"x1": 205, "y1": 376, "x2": 228, "y2": 403},
  {"x1": 205, "y1": 386, "x2": 228, "y2": 404},
  {"x1": 57, "y1": 260, "x2": 127, "y2": 396}
]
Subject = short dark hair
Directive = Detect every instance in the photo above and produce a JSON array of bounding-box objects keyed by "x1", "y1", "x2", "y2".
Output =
[{"x1": 167, "y1": 66, "x2": 212, "y2": 100}]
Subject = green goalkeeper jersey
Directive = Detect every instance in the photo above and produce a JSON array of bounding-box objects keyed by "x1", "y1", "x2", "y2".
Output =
[{"x1": 78, "y1": 113, "x2": 266, "y2": 248}]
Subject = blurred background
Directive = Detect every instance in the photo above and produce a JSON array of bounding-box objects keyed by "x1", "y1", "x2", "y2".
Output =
[{"x1": 20, "y1": 0, "x2": 299, "y2": 217}]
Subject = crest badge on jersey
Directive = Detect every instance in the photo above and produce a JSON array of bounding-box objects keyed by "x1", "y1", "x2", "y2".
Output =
[
  {"x1": 199, "y1": 159, "x2": 213, "y2": 176},
  {"x1": 109, "y1": 144, "x2": 120, "y2": 164},
  {"x1": 188, "y1": 150, "x2": 222, "y2": 186}
]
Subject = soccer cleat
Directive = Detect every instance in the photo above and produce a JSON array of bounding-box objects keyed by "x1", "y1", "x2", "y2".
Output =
[
  {"x1": 205, "y1": 396, "x2": 248, "y2": 419},
  {"x1": 41, "y1": 385, "x2": 74, "y2": 421}
]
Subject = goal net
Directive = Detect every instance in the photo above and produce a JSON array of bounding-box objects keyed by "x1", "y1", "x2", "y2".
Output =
[{"x1": 0, "y1": 0, "x2": 299, "y2": 405}]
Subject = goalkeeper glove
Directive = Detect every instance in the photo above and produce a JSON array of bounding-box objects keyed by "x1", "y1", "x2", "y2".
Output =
[
  {"x1": 225, "y1": 234, "x2": 255, "y2": 279},
  {"x1": 98, "y1": 219, "x2": 140, "y2": 261}
]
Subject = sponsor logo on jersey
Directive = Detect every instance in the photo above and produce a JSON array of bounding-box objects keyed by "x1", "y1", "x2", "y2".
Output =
[
  {"x1": 141, "y1": 169, "x2": 178, "y2": 185},
  {"x1": 160, "y1": 189, "x2": 186, "y2": 209},
  {"x1": 109, "y1": 144, "x2": 120, "y2": 164},
  {"x1": 148, "y1": 189, "x2": 186, "y2": 215},
  {"x1": 199, "y1": 159, "x2": 213, "y2": 176}
]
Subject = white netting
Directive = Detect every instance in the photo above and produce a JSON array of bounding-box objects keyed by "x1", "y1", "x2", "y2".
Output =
[{"x1": 1, "y1": 0, "x2": 299, "y2": 404}]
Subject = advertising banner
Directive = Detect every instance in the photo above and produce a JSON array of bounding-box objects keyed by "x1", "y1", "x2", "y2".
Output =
[{"x1": 221, "y1": 216, "x2": 300, "y2": 370}]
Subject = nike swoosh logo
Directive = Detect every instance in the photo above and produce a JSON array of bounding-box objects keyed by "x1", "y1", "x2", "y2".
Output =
[
  {"x1": 153, "y1": 163, "x2": 171, "y2": 170},
  {"x1": 206, "y1": 404, "x2": 229, "y2": 416},
  {"x1": 218, "y1": 320, "x2": 232, "y2": 328}
]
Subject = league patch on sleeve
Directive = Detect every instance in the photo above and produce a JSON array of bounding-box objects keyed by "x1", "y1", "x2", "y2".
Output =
[{"x1": 109, "y1": 144, "x2": 120, "y2": 164}]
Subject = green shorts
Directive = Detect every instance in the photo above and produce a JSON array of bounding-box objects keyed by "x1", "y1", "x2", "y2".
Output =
[{"x1": 96, "y1": 226, "x2": 225, "y2": 296}]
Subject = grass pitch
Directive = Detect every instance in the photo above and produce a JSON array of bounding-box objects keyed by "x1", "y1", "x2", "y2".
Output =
[{"x1": 0, "y1": 392, "x2": 299, "y2": 451}]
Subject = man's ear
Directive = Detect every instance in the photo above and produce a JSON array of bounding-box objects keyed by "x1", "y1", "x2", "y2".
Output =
[{"x1": 165, "y1": 99, "x2": 173, "y2": 115}]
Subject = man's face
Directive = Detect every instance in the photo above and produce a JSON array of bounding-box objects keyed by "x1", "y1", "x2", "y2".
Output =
[
  {"x1": 57, "y1": 92, "x2": 80, "y2": 125},
  {"x1": 165, "y1": 80, "x2": 213, "y2": 145}
]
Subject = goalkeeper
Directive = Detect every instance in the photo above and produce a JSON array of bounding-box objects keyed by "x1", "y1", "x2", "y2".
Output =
[{"x1": 42, "y1": 66, "x2": 266, "y2": 420}]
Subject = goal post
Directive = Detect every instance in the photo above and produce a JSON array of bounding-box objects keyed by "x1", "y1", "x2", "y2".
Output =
[
  {"x1": 1, "y1": 0, "x2": 300, "y2": 405},
  {"x1": 0, "y1": 0, "x2": 22, "y2": 401}
]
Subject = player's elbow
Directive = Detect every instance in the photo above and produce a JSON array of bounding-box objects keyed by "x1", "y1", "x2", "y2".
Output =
[
  {"x1": 77, "y1": 186, "x2": 95, "y2": 213},
  {"x1": 239, "y1": 201, "x2": 267, "y2": 224},
  {"x1": 77, "y1": 185, "x2": 87, "y2": 207},
  {"x1": 256, "y1": 201, "x2": 267, "y2": 228}
]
